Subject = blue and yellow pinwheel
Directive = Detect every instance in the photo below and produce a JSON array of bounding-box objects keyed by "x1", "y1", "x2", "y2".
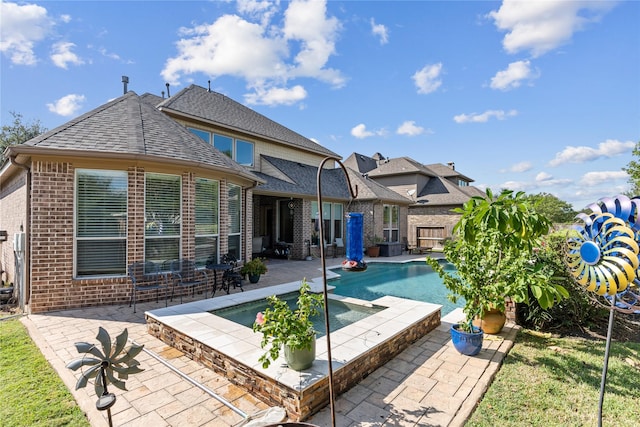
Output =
[{"x1": 566, "y1": 212, "x2": 639, "y2": 296}]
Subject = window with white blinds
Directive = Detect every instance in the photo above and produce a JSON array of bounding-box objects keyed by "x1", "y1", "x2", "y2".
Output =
[
  {"x1": 145, "y1": 173, "x2": 181, "y2": 266},
  {"x1": 195, "y1": 177, "x2": 219, "y2": 267},
  {"x1": 227, "y1": 183, "x2": 241, "y2": 259},
  {"x1": 75, "y1": 169, "x2": 127, "y2": 276}
]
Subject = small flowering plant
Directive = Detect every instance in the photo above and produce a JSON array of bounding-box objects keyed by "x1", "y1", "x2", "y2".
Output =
[{"x1": 252, "y1": 279, "x2": 324, "y2": 368}]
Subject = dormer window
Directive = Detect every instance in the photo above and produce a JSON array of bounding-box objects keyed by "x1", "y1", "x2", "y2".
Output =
[{"x1": 187, "y1": 127, "x2": 254, "y2": 167}]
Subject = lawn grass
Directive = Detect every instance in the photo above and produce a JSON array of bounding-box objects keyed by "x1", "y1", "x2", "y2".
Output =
[
  {"x1": 467, "y1": 329, "x2": 640, "y2": 426},
  {"x1": 0, "y1": 318, "x2": 90, "y2": 427}
]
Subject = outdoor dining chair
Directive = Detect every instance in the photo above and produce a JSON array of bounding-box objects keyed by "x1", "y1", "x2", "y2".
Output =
[
  {"x1": 128, "y1": 261, "x2": 167, "y2": 313},
  {"x1": 221, "y1": 253, "x2": 244, "y2": 292},
  {"x1": 167, "y1": 259, "x2": 209, "y2": 304}
]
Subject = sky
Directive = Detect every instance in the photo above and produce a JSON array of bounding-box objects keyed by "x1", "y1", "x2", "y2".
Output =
[{"x1": 1, "y1": 0, "x2": 639, "y2": 210}]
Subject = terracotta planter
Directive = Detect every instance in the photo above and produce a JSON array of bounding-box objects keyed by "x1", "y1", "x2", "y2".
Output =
[
  {"x1": 472, "y1": 308, "x2": 506, "y2": 334},
  {"x1": 367, "y1": 246, "x2": 380, "y2": 257}
]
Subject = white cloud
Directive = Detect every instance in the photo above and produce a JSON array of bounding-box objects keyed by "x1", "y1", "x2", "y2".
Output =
[
  {"x1": 161, "y1": 0, "x2": 344, "y2": 106},
  {"x1": 580, "y1": 170, "x2": 628, "y2": 187},
  {"x1": 453, "y1": 109, "x2": 518, "y2": 124},
  {"x1": 499, "y1": 180, "x2": 535, "y2": 192},
  {"x1": 507, "y1": 161, "x2": 532, "y2": 173},
  {"x1": 371, "y1": 18, "x2": 389, "y2": 45},
  {"x1": 490, "y1": 60, "x2": 538, "y2": 91},
  {"x1": 396, "y1": 121, "x2": 426, "y2": 137},
  {"x1": 549, "y1": 139, "x2": 635, "y2": 166},
  {"x1": 237, "y1": 0, "x2": 278, "y2": 26},
  {"x1": 412, "y1": 63, "x2": 443, "y2": 94},
  {"x1": 535, "y1": 171, "x2": 553, "y2": 182},
  {"x1": 488, "y1": 0, "x2": 616, "y2": 57},
  {"x1": 244, "y1": 85, "x2": 307, "y2": 106},
  {"x1": 0, "y1": 1, "x2": 53, "y2": 65},
  {"x1": 351, "y1": 124, "x2": 374, "y2": 139},
  {"x1": 351, "y1": 123, "x2": 386, "y2": 139},
  {"x1": 46, "y1": 94, "x2": 85, "y2": 116},
  {"x1": 50, "y1": 41, "x2": 84, "y2": 69}
]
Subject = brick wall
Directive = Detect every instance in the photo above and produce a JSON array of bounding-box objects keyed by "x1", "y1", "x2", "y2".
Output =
[{"x1": 23, "y1": 161, "x2": 250, "y2": 313}]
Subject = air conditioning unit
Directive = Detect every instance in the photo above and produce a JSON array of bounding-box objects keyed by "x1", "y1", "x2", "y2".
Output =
[{"x1": 13, "y1": 233, "x2": 25, "y2": 252}]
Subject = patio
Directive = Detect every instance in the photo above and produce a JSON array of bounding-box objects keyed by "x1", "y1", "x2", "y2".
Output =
[{"x1": 20, "y1": 254, "x2": 518, "y2": 426}]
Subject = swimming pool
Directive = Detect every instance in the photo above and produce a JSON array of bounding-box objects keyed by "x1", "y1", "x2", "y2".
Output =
[
  {"x1": 330, "y1": 261, "x2": 463, "y2": 315},
  {"x1": 210, "y1": 292, "x2": 385, "y2": 336}
]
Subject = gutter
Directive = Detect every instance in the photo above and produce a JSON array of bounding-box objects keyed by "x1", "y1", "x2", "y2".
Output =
[{"x1": 8, "y1": 156, "x2": 30, "y2": 310}]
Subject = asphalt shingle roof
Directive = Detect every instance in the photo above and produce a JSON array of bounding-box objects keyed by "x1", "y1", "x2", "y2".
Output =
[
  {"x1": 158, "y1": 85, "x2": 339, "y2": 158},
  {"x1": 19, "y1": 91, "x2": 259, "y2": 181},
  {"x1": 254, "y1": 156, "x2": 350, "y2": 199},
  {"x1": 253, "y1": 156, "x2": 411, "y2": 204}
]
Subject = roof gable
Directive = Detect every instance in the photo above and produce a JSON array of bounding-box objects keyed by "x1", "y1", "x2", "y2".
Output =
[{"x1": 20, "y1": 91, "x2": 258, "y2": 180}]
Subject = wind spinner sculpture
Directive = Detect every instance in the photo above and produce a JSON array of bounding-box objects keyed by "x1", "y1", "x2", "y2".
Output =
[
  {"x1": 66, "y1": 327, "x2": 144, "y2": 427},
  {"x1": 565, "y1": 195, "x2": 640, "y2": 427}
]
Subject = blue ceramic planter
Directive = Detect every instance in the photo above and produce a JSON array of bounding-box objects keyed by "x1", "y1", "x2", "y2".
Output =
[{"x1": 450, "y1": 324, "x2": 483, "y2": 356}]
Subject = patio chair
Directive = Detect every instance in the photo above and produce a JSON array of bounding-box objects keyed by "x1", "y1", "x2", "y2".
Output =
[
  {"x1": 168, "y1": 259, "x2": 209, "y2": 303},
  {"x1": 221, "y1": 253, "x2": 244, "y2": 292},
  {"x1": 128, "y1": 261, "x2": 167, "y2": 313}
]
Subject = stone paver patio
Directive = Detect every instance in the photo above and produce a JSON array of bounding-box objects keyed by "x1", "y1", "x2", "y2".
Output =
[{"x1": 20, "y1": 255, "x2": 518, "y2": 426}]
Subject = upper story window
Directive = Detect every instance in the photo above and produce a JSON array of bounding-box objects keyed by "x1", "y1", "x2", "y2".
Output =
[
  {"x1": 188, "y1": 127, "x2": 254, "y2": 167},
  {"x1": 75, "y1": 169, "x2": 127, "y2": 277},
  {"x1": 458, "y1": 179, "x2": 468, "y2": 187}
]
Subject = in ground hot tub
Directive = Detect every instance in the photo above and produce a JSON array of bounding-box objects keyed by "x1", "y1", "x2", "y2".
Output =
[{"x1": 146, "y1": 280, "x2": 441, "y2": 421}]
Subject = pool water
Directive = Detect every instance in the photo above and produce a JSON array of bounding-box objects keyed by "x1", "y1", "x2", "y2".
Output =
[
  {"x1": 330, "y1": 261, "x2": 463, "y2": 315},
  {"x1": 210, "y1": 292, "x2": 384, "y2": 337}
]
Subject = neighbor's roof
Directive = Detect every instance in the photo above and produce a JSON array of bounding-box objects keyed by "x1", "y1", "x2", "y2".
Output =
[
  {"x1": 417, "y1": 176, "x2": 485, "y2": 205},
  {"x1": 9, "y1": 91, "x2": 261, "y2": 183},
  {"x1": 157, "y1": 85, "x2": 339, "y2": 158}
]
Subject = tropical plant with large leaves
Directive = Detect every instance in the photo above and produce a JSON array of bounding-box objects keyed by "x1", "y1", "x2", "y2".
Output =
[
  {"x1": 66, "y1": 327, "x2": 144, "y2": 397},
  {"x1": 427, "y1": 188, "x2": 569, "y2": 332}
]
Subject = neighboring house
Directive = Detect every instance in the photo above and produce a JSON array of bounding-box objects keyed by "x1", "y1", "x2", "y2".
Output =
[
  {"x1": 0, "y1": 84, "x2": 411, "y2": 313},
  {"x1": 344, "y1": 152, "x2": 485, "y2": 250}
]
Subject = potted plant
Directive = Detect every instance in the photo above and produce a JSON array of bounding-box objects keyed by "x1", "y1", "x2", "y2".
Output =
[
  {"x1": 240, "y1": 257, "x2": 268, "y2": 283},
  {"x1": 426, "y1": 189, "x2": 569, "y2": 353},
  {"x1": 253, "y1": 279, "x2": 324, "y2": 370},
  {"x1": 366, "y1": 235, "x2": 382, "y2": 257}
]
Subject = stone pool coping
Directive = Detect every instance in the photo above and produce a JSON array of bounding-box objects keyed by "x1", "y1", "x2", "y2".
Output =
[{"x1": 146, "y1": 276, "x2": 442, "y2": 420}]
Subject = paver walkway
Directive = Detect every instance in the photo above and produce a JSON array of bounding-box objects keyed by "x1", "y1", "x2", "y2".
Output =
[{"x1": 20, "y1": 255, "x2": 518, "y2": 426}]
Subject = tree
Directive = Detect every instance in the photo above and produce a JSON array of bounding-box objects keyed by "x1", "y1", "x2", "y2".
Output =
[
  {"x1": 623, "y1": 141, "x2": 640, "y2": 197},
  {"x1": 525, "y1": 192, "x2": 577, "y2": 224},
  {"x1": 1, "y1": 111, "x2": 47, "y2": 165}
]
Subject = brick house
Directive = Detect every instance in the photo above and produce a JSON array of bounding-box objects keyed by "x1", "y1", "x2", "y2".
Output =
[
  {"x1": 344, "y1": 152, "x2": 485, "y2": 250},
  {"x1": 0, "y1": 85, "x2": 411, "y2": 313}
]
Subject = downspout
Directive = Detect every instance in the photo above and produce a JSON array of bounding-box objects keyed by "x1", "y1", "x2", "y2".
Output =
[{"x1": 9, "y1": 156, "x2": 30, "y2": 311}]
